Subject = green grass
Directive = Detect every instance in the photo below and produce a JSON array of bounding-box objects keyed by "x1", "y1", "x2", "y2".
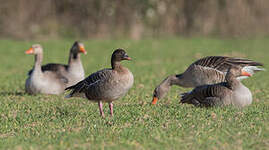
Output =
[{"x1": 0, "y1": 37, "x2": 268, "y2": 150}]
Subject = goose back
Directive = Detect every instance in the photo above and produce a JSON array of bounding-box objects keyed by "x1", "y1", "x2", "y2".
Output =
[
  {"x1": 28, "y1": 63, "x2": 68, "y2": 76},
  {"x1": 181, "y1": 83, "x2": 233, "y2": 107},
  {"x1": 181, "y1": 64, "x2": 226, "y2": 87}
]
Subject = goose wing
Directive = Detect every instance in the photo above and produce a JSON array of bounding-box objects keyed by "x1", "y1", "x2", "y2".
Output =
[
  {"x1": 193, "y1": 56, "x2": 263, "y2": 72},
  {"x1": 65, "y1": 68, "x2": 113, "y2": 97},
  {"x1": 28, "y1": 63, "x2": 68, "y2": 76},
  {"x1": 180, "y1": 83, "x2": 230, "y2": 107}
]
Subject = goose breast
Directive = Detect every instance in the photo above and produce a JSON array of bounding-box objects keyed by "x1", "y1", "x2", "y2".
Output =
[{"x1": 231, "y1": 83, "x2": 252, "y2": 107}]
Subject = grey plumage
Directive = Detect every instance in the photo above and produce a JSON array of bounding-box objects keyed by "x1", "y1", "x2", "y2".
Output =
[
  {"x1": 180, "y1": 67, "x2": 252, "y2": 108},
  {"x1": 28, "y1": 63, "x2": 68, "y2": 76},
  {"x1": 28, "y1": 41, "x2": 86, "y2": 87},
  {"x1": 181, "y1": 83, "x2": 231, "y2": 107},
  {"x1": 25, "y1": 44, "x2": 68, "y2": 95},
  {"x1": 152, "y1": 56, "x2": 263, "y2": 104},
  {"x1": 193, "y1": 56, "x2": 263, "y2": 72}
]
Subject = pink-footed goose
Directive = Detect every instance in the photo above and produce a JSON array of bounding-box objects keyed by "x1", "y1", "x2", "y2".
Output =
[
  {"x1": 25, "y1": 44, "x2": 68, "y2": 94},
  {"x1": 180, "y1": 66, "x2": 252, "y2": 108},
  {"x1": 28, "y1": 41, "x2": 87, "y2": 87},
  {"x1": 65, "y1": 49, "x2": 134, "y2": 117},
  {"x1": 152, "y1": 56, "x2": 264, "y2": 104}
]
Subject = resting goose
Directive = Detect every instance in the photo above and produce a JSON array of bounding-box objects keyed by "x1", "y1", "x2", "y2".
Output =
[
  {"x1": 152, "y1": 56, "x2": 264, "y2": 104},
  {"x1": 28, "y1": 41, "x2": 86, "y2": 87},
  {"x1": 65, "y1": 49, "x2": 134, "y2": 117},
  {"x1": 25, "y1": 44, "x2": 68, "y2": 94},
  {"x1": 180, "y1": 66, "x2": 252, "y2": 108}
]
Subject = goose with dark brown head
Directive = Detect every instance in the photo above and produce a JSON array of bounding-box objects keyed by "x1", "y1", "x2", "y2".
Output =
[{"x1": 65, "y1": 49, "x2": 134, "y2": 117}]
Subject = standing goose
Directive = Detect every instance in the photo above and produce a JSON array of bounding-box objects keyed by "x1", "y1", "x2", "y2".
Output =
[
  {"x1": 152, "y1": 56, "x2": 264, "y2": 104},
  {"x1": 180, "y1": 66, "x2": 252, "y2": 108},
  {"x1": 28, "y1": 41, "x2": 87, "y2": 87},
  {"x1": 25, "y1": 44, "x2": 68, "y2": 94},
  {"x1": 65, "y1": 49, "x2": 134, "y2": 117}
]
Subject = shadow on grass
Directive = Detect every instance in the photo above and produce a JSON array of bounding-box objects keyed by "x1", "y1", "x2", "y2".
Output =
[{"x1": 0, "y1": 91, "x2": 26, "y2": 96}]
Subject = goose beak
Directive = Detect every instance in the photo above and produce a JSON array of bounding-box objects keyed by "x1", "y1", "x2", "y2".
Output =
[
  {"x1": 123, "y1": 54, "x2": 132, "y2": 60},
  {"x1": 151, "y1": 97, "x2": 158, "y2": 105},
  {"x1": 79, "y1": 46, "x2": 87, "y2": 54},
  {"x1": 125, "y1": 57, "x2": 132, "y2": 60},
  {"x1": 241, "y1": 71, "x2": 252, "y2": 77},
  {"x1": 25, "y1": 48, "x2": 34, "y2": 54}
]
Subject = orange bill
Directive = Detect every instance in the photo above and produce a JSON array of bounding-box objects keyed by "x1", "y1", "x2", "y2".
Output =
[
  {"x1": 151, "y1": 97, "x2": 158, "y2": 105},
  {"x1": 79, "y1": 46, "x2": 87, "y2": 54},
  {"x1": 125, "y1": 57, "x2": 132, "y2": 60},
  {"x1": 25, "y1": 48, "x2": 34, "y2": 54},
  {"x1": 241, "y1": 71, "x2": 252, "y2": 77}
]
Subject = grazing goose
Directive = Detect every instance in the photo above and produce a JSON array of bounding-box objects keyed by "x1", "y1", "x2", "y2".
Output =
[
  {"x1": 28, "y1": 41, "x2": 87, "y2": 87},
  {"x1": 25, "y1": 44, "x2": 68, "y2": 95},
  {"x1": 65, "y1": 49, "x2": 134, "y2": 117},
  {"x1": 152, "y1": 56, "x2": 264, "y2": 104},
  {"x1": 180, "y1": 66, "x2": 252, "y2": 108}
]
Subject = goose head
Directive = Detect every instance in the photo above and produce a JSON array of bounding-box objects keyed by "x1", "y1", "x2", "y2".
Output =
[
  {"x1": 112, "y1": 48, "x2": 131, "y2": 61},
  {"x1": 152, "y1": 79, "x2": 171, "y2": 105},
  {"x1": 25, "y1": 44, "x2": 43, "y2": 55},
  {"x1": 227, "y1": 66, "x2": 252, "y2": 79},
  {"x1": 71, "y1": 41, "x2": 87, "y2": 54}
]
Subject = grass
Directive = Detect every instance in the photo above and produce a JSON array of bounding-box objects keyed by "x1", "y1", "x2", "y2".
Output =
[{"x1": 0, "y1": 37, "x2": 268, "y2": 150}]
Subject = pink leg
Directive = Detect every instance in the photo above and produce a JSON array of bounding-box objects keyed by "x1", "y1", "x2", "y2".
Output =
[
  {"x1": 109, "y1": 102, "x2": 113, "y2": 116},
  {"x1": 98, "y1": 101, "x2": 105, "y2": 117}
]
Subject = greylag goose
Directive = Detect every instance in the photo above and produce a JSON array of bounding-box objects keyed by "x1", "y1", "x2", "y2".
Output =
[
  {"x1": 65, "y1": 49, "x2": 134, "y2": 117},
  {"x1": 25, "y1": 44, "x2": 68, "y2": 94},
  {"x1": 180, "y1": 66, "x2": 252, "y2": 108},
  {"x1": 28, "y1": 41, "x2": 86, "y2": 87},
  {"x1": 152, "y1": 56, "x2": 264, "y2": 104}
]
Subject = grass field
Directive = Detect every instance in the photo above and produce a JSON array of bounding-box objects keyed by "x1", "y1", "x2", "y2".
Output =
[{"x1": 0, "y1": 37, "x2": 268, "y2": 150}]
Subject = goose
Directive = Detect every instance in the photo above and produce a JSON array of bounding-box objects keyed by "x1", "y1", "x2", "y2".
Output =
[
  {"x1": 65, "y1": 49, "x2": 134, "y2": 117},
  {"x1": 28, "y1": 41, "x2": 87, "y2": 87},
  {"x1": 25, "y1": 44, "x2": 68, "y2": 95},
  {"x1": 152, "y1": 56, "x2": 264, "y2": 104},
  {"x1": 180, "y1": 66, "x2": 252, "y2": 108}
]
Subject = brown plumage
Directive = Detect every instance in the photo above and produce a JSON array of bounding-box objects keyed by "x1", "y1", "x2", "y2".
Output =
[
  {"x1": 65, "y1": 49, "x2": 134, "y2": 117},
  {"x1": 152, "y1": 56, "x2": 263, "y2": 104}
]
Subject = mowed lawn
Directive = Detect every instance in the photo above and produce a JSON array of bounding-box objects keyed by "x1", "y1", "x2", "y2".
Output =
[{"x1": 0, "y1": 38, "x2": 268, "y2": 150}]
